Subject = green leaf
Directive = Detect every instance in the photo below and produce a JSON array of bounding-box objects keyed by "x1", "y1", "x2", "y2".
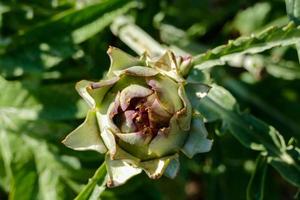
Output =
[
  {"x1": 75, "y1": 162, "x2": 107, "y2": 200},
  {"x1": 192, "y1": 23, "x2": 300, "y2": 70},
  {"x1": 268, "y1": 147, "x2": 300, "y2": 187},
  {"x1": 247, "y1": 155, "x2": 268, "y2": 200},
  {"x1": 232, "y1": 2, "x2": 271, "y2": 35}
]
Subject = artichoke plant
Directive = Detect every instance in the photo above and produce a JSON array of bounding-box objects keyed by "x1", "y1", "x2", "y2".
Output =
[{"x1": 62, "y1": 46, "x2": 212, "y2": 187}]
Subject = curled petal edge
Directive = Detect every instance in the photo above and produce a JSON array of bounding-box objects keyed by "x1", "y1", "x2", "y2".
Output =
[
  {"x1": 139, "y1": 154, "x2": 179, "y2": 179},
  {"x1": 181, "y1": 117, "x2": 213, "y2": 158},
  {"x1": 62, "y1": 110, "x2": 107, "y2": 154},
  {"x1": 105, "y1": 154, "x2": 142, "y2": 188},
  {"x1": 75, "y1": 77, "x2": 119, "y2": 108}
]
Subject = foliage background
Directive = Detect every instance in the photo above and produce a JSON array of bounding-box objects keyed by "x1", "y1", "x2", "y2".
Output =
[{"x1": 0, "y1": 0, "x2": 299, "y2": 199}]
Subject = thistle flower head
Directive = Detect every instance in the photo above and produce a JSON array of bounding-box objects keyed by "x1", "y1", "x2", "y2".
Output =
[{"x1": 62, "y1": 47, "x2": 212, "y2": 187}]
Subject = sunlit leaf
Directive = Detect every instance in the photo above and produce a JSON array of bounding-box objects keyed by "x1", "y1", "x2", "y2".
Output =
[{"x1": 193, "y1": 23, "x2": 300, "y2": 70}]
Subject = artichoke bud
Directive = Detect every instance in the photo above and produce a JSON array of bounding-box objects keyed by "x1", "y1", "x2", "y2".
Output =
[{"x1": 62, "y1": 46, "x2": 213, "y2": 187}]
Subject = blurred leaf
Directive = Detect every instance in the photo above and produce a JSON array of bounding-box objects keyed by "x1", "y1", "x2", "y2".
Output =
[
  {"x1": 158, "y1": 23, "x2": 207, "y2": 55},
  {"x1": 285, "y1": 0, "x2": 300, "y2": 25},
  {"x1": 247, "y1": 155, "x2": 267, "y2": 200},
  {"x1": 186, "y1": 81, "x2": 300, "y2": 187},
  {"x1": 232, "y1": 2, "x2": 271, "y2": 35},
  {"x1": 0, "y1": 76, "x2": 87, "y2": 122},
  {"x1": 285, "y1": 0, "x2": 300, "y2": 63},
  {"x1": 0, "y1": 128, "x2": 83, "y2": 200},
  {"x1": 193, "y1": 23, "x2": 300, "y2": 70},
  {"x1": 110, "y1": 16, "x2": 165, "y2": 57},
  {"x1": 214, "y1": 69, "x2": 300, "y2": 138},
  {"x1": 0, "y1": 0, "x2": 137, "y2": 77}
]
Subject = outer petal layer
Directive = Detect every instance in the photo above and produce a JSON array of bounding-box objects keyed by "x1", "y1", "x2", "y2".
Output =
[
  {"x1": 177, "y1": 85, "x2": 192, "y2": 131},
  {"x1": 148, "y1": 116, "x2": 187, "y2": 157},
  {"x1": 105, "y1": 154, "x2": 142, "y2": 188},
  {"x1": 75, "y1": 77, "x2": 119, "y2": 108},
  {"x1": 62, "y1": 110, "x2": 107, "y2": 153},
  {"x1": 107, "y1": 46, "x2": 141, "y2": 77},
  {"x1": 139, "y1": 154, "x2": 178, "y2": 179},
  {"x1": 181, "y1": 117, "x2": 213, "y2": 158},
  {"x1": 146, "y1": 75, "x2": 182, "y2": 113},
  {"x1": 114, "y1": 66, "x2": 159, "y2": 77}
]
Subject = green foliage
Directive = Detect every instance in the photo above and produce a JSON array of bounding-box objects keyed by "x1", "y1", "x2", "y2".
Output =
[
  {"x1": 247, "y1": 155, "x2": 268, "y2": 200},
  {"x1": 187, "y1": 81, "x2": 300, "y2": 187},
  {"x1": 192, "y1": 23, "x2": 300, "y2": 70},
  {"x1": 0, "y1": 0, "x2": 299, "y2": 200}
]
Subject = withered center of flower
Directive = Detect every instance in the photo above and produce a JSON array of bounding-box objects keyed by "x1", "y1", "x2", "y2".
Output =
[{"x1": 113, "y1": 97, "x2": 169, "y2": 137}]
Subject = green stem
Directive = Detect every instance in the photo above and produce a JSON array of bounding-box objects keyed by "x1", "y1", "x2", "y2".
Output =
[
  {"x1": 110, "y1": 16, "x2": 165, "y2": 57},
  {"x1": 75, "y1": 162, "x2": 107, "y2": 200}
]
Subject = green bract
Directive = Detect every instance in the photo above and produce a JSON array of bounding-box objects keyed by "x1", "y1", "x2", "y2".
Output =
[{"x1": 62, "y1": 47, "x2": 213, "y2": 187}]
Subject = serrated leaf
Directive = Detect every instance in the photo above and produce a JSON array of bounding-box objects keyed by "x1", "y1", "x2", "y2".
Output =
[
  {"x1": 192, "y1": 23, "x2": 300, "y2": 70},
  {"x1": 187, "y1": 82, "x2": 300, "y2": 187}
]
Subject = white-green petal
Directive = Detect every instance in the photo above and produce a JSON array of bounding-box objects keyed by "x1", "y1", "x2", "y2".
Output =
[
  {"x1": 120, "y1": 84, "x2": 153, "y2": 111},
  {"x1": 139, "y1": 154, "x2": 178, "y2": 179},
  {"x1": 100, "y1": 128, "x2": 116, "y2": 155},
  {"x1": 97, "y1": 112, "x2": 117, "y2": 155},
  {"x1": 181, "y1": 117, "x2": 213, "y2": 158},
  {"x1": 106, "y1": 154, "x2": 142, "y2": 188},
  {"x1": 62, "y1": 110, "x2": 107, "y2": 153},
  {"x1": 75, "y1": 77, "x2": 119, "y2": 108},
  {"x1": 114, "y1": 66, "x2": 159, "y2": 77},
  {"x1": 107, "y1": 46, "x2": 141, "y2": 77}
]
